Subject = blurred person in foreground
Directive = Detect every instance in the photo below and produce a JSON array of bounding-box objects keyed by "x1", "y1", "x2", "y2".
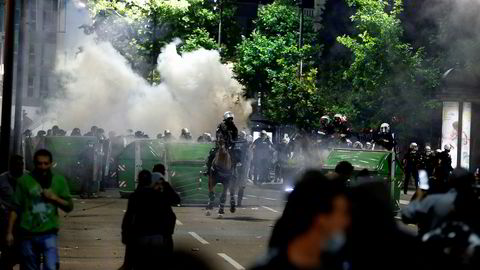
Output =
[
  {"x1": 334, "y1": 161, "x2": 353, "y2": 187},
  {"x1": 346, "y1": 179, "x2": 426, "y2": 270},
  {"x1": 0, "y1": 155, "x2": 25, "y2": 269},
  {"x1": 402, "y1": 168, "x2": 480, "y2": 235},
  {"x1": 121, "y1": 169, "x2": 180, "y2": 269},
  {"x1": 402, "y1": 168, "x2": 480, "y2": 269},
  {"x1": 6, "y1": 149, "x2": 73, "y2": 270},
  {"x1": 252, "y1": 170, "x2": 350, "y2": 270}
]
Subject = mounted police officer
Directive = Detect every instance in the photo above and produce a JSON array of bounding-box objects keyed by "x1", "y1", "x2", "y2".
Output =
[
  {"x1": 205, "y1": 112, "x2": 239, "y2": 176},
  {"x1": 216, "y1": 111, "x2": 238, "y2": 149}
]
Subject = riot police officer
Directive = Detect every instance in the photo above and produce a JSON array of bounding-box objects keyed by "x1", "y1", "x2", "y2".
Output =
[
  {"x1": 163, "y1": 130, "x2": 173, "y2": 141},
  {"x1": 422, "y1": 145, "x2": 436, "y2": 177},
  {"x1": 403, "y1": 142, "x2": 420, "y2": 194},
  {"x1": 216, "y1": 111, "x2": 238, "y2": 149},
  {"x1": 180, "y1": 128, "x2": 192, "y2": 141},
  {"x1": 205, "y1": 112, "x2": 239, "y2": 175},
  {"x1": 375, "y1": 123, "x2": 395, "y2": 151},
  {"x1": 197, "y1": 133, "x2": 213, "y2": 143}
]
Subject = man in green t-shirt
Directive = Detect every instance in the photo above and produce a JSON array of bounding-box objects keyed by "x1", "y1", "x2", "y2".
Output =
[{"x1": 6, "y1": 149, "x2": 73, "y2": 270}]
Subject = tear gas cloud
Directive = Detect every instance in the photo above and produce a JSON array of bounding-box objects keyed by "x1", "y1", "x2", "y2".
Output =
[
  {"x1": 419, "y1": 0, "x2": 480, "y2": 72},
  {"x1": 47, "y1": 39, "x2": 252, "y2": 137}
]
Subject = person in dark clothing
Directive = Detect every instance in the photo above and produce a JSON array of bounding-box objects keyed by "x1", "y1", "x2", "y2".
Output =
[
  {"x1": 403, "y1": 142, "x2": 420, "y2": 194},
  {"x1": 180, "y1": 128, "x2": 193, "y2": 141},
  {"x1": 216, "y1": 111, "x2": 238, "y2": 149},
  {"x1": 253, "y1": 170, "x2": 350, "y2": 270},
  {"x1": 79, "y1": 141, "x2": 96, "y2": 199},
  {"x1": 121, "y1": 169, "x2": 180, "y2": 270},
  {"x1": 374, "y1": 123, "x2": 395, "y2": 151},
  {"x1": 205, "y1": 112, "x2": 239, "y2": 175},
  {"x1": 253, "y1": 131, "x2": 273, "y2": 184},
  {"x1": 435, "y1": 145, "x2": 453, "y2": 186},
  {"x1": 70, "y1": 128, "x2": 82, "y2": 136},
  {"x1": 346, "y1": 180, "x2": 427, "y2": 270},
  {"x1": 335, "y1": 161, "x2": 354, "y2": 187},
  {"x1": 0, "y1": 155, "x2": 24, "y2": 270}
]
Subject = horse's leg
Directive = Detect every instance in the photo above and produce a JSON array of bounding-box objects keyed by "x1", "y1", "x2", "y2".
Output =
[
  {"x1": 218, "y1": 182, "x2": 227, "y2": 215},
  {"x1": 229, "y1": 173, "x2": 236, "y2": 213},
  {"x1": 206, "y1": 174, "x2": 215, "y2": 212}
]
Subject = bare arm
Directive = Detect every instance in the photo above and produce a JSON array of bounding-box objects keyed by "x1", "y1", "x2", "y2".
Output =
[{"x1": 6, "y1": 211, "x2": 17, "y2": 246}]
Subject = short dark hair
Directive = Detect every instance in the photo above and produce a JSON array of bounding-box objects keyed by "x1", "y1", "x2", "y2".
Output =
[
  {"x1": 269, "y1": 170, "x2": 346, "y2": 249},
  {"x1": 335, "y1": 161, "x2": 354, "y2": 175},
  {"x1": 34, "y1": 149, "x2": 53, "y2": 163},
  {"x1": 10, "y1": 154, "x2": 24, "y2": 164},
  {"x1": 152, "y1": 164, "x2": 166, "y2": 175},
  {"x1": 137, "y1": 170, "x2": 152, "y2": 188}
]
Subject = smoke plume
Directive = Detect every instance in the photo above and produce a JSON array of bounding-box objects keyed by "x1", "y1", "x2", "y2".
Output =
[{"x1": 47, "y1": 39, "x2": 252, "y2": 137}]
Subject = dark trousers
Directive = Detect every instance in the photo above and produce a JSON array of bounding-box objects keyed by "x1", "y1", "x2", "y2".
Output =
[
  {"x1": 131, "y1": 234, "x2": 173, "y2": 269},
  {"x1": 404, "y1": 168, "x2": 419, "y2": 194}
]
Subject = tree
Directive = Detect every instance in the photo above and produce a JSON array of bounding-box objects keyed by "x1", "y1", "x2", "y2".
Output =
[
  {"x1": 336, "y1": 0, "x2": 441, "y2": 136},
  {"x1": 87, "y1": 0, "x2": 221, "y2": 82},
  {"x1": 234, "y1": 2, "x2": 321, "y2": 129}
]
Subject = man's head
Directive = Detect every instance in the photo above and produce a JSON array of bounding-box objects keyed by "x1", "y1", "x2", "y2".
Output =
[
  {"x1": 153, "y1": 163, "x2": 166, "y2": 175},
  {"x1": 334, "y1": 114, "x2": 343, "y2": 124},
  {"x1": 271, "y1": 170, "x2": 350, "y2": 250},
  {"x1": 320, "y1": 115, "x2": 330, "y2": 126},
  {"x1": 223, "y1": 111, "x2": 234, "y2": 123},
  {"x1": 91, "y1": 126, "x2": 98, "y2": 133},
  {"x1": 335, "y1": 161, "x2": 354, "y2": 181},
  {"x1": 52, "y1": 125, "x2": 60, "y2": 132},
  {"x1": 380, "y1": 123, "x2": 390, "y2": 133},
  {"x1": 37, "y1": 130, "x2": 46, "y2": 137},
  {"x1": 425, "y1": 145, "x2": 432, "y2": 155},
  {"x1": 33, "y1": 149, "x2": 53, "y2": 173},
  {"x1": 261, "y1": 130, "x2": 268, "y2": 138},
  {"x1": 9, "y1": 155, "x2": 24, "y2": 178},
  {"x1": 71, "y1": 128, "x2": 81, "y2": 136},
  {"x1": 137, "y1": 170, "x2": 152, "y2": 188}
]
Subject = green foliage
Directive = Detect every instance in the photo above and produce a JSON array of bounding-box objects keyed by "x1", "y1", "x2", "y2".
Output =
[
  {"x1": 337, "y1": 0, "x2": 441, "y2": 135},
  {"x1": 88, "y1": 0, "x2": 223, "y2": 83},
  {"x1": 234, "y1": 2, "x2": 320, "y2": 129},
  {"x1": 265, "y1": 68, "x2": 326, "y2": 130}
]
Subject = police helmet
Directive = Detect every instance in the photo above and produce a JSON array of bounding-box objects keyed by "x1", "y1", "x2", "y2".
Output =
[
  {"x1": 410, "y1": 142, "x2": 418, "y2": 150},
  {"x1": 380, "y1": 123, "x2": 390, "y2": 133},
  {"x1": 224, "y1": 111, "x2": 234, "y2": 120},
  {"x1": 320, "y1": 115, "x2": 331, "y2": 124}
]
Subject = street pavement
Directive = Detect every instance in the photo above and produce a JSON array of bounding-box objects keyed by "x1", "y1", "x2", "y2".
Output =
[
  {"x1": 55, "y1": 185, "x2": 286, "y2": 270},
  {"x1": 47, "y1": 183, "x2": 415, "y2": 270}
]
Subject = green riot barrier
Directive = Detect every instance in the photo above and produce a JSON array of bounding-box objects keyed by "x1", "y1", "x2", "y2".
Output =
[
  {"x1": 322, "y1": 148, "x2": 404, "y2": 211},
  {"x1": 41, "y1": 136, "x2": 103, "y2": 194},
  {"x1": 117, "y1": 140, "x2": 213, "y2": 205}
]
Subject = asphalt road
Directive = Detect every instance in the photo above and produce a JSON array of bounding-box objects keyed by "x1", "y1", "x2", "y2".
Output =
[
  {"x1": 52, "y1": 184, "x2": 415, "y2": 270},
  {"x1": 55, "y1": 185, "x2": 286, "y2": 270}
]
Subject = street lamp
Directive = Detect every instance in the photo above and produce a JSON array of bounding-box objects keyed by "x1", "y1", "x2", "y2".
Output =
[
  {"x1": 213, "y1": 0, "x2": 222, "y2": 48},
  {"x1": 297, "y1": 0, "x2": 304, "y2": 78}
]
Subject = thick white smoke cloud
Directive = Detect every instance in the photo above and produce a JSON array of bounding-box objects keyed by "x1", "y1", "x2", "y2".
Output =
[{"x1": 47, "y1": 39, "x2": 252, "y2": 137}]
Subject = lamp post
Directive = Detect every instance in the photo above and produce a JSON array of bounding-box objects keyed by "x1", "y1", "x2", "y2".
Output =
[
  {"x1": 297, "y1": 0, "x2": 304, "y2": 78},
  {"x1": 214, "y1": 0, "x2": 223, "y2": 48}
]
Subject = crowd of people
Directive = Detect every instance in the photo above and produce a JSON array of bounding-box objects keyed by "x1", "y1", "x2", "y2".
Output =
[{"x1": 2, "y1": 127, "x2": 480, "y2": 270}]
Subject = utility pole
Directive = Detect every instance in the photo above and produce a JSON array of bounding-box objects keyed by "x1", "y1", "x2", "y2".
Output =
[
  {"x1": 298, "y1": 0, "x2": 304, "y2": 78},
  {"x1": 0, "y1": 0, "x2": 16, "y2": 172},
  {"x1": 13, "y1": 0, "x2": 28, "y2": 154},
  {"x1": 216, "y1": 0, "x2": 222, "y2": 48}
]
